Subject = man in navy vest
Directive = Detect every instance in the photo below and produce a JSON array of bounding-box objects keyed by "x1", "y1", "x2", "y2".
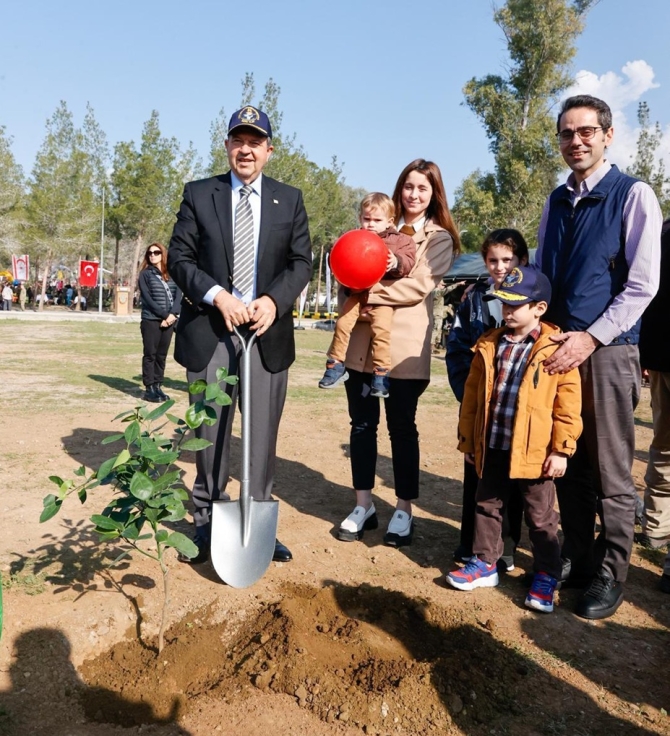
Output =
[{"x1": 537, "y1": 94, "x2": 662, "y2": 620}]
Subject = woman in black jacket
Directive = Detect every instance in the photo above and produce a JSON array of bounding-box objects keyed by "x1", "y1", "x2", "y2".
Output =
[{"x1": 138, "y1": 242, "x2": 182, "y2": 402}]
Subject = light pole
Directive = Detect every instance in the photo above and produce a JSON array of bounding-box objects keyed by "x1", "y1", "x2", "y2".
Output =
[{"x1": 98, "y1": 186, "x2": 105, "y2": 313}]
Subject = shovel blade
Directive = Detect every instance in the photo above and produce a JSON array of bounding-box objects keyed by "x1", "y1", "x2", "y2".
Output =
[{"x1": 210, "y1": 499, "x2": 279, "y2": 588}]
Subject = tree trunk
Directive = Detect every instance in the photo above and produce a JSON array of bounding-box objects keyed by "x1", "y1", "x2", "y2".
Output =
[
  {"x1": 38, "y1": 252, "x2": 52, "y2": 312},
  {"x1": 315, "y1": 246, "x2": 324, "y2": 316},
  {"x1": 129, "y1": 234, "x2": 144, "y2": 310}
]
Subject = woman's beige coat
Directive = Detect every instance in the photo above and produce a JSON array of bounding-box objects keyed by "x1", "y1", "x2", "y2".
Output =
[{"x1": 343, "y1": 221, "x2": 455, "y2": 380}]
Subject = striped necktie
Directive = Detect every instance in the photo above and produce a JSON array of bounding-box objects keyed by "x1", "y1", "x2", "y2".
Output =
[
  {"x1": 233, "y1": 185, "x2": 255, "y2": 296},
  {"x1": 400, "y1": 224, "x2": 415, "y2": 236}
]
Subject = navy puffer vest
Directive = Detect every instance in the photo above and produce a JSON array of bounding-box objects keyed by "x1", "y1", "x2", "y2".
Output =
[{"x1": 541, "y1": 165, "x2": 639, "y2": 345}]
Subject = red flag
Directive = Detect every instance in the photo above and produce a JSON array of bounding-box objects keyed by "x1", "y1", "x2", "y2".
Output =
[
  {"x1": 12, "y1": 255, "x2": 29, "y2": 281},
  {"x1": 79, "y1": 260, "x2": 99, "y2": 287}
]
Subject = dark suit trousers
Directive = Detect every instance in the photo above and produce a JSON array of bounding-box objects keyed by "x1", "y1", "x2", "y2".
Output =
[
  {"x1": 186, "y1": 334, "x2": 288, "y2": 528},
  {"x1": 556, "y1": 345, "x2": 641, "y2": 582}
]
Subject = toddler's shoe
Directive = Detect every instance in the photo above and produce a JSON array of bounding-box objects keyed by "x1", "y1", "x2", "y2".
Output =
[
  {"x1": 383, "y1": 510, "x2": 413, "y2": 547},
  {"x1": 525, "y1": 571, "x2": 558, "y2": 613},
  {"x1": 338, "y1": 504, "x2": 378, "y2": 541},
  {"x1": 370, "y1": 368, "x2": 390, "y2": 398},
  {"x1": 319, "y1": 359, "x2": 348, "y2": 389},
  {"x1": 446, "y1": 557, "x2": 499, "y2": 591}
]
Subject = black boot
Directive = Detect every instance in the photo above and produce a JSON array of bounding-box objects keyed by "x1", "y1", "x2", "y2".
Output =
[
  {"x1": 142, "y1": 384, "x2": 161, "y2": 403},
  {"x1": 155, "y1": 383, "x2": 170, "y2": 401}
]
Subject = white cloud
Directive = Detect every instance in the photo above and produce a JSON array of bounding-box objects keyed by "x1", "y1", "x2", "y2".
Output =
[{"x1": 561, "y1": 61, "x2": 666, "y2": 174}]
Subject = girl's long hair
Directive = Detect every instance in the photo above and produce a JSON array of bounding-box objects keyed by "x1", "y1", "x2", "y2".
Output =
[
  {"x1": 392, "y1": 159, "x2": 461, "y2": 256},
  {"x1": 140, "y1": 242, "x2": 169, "y2": 281}
]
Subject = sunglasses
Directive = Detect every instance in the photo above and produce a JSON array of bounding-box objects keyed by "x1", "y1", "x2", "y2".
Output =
[{"x1": 147, "y1": 250, "x2": 162, "y2": 256}]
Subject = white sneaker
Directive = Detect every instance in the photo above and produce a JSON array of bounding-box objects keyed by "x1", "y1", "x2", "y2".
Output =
[
  {"x1": 383, "y1": 510, "x2": 414, "y2": 548},
  {"x1": 338, "y1": 504, "x2": 378, "y2": 541}
]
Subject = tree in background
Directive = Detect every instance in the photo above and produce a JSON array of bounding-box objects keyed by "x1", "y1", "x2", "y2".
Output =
[
  {"x1": 0, "y1": 126, "x2": 24, "y2": 260},
  {"x1": 453, "y1": 0, "x2": 596, "y2": 251},
  {"x1": 24, "y1": 102, "x2": 101, "y2": 309},
  {"x1": 107, "y1": 111, "x2": 187, "y2": 296},
  {"x1": 627, "y1": 101, "x2": 670, "y2": 217}
]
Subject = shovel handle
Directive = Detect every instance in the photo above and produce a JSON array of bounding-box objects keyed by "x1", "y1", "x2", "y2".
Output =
[{"x1": 233, "y1": 325, "x2": 257, "y2": 545}]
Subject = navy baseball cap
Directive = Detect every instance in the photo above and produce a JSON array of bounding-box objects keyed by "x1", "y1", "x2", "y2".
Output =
[
  {"x1": 485, "y1": 266, "x2": 552, "y2": 305},
  {"x1": 228, "y1": 106, "x2": 272, "y2": 138}
]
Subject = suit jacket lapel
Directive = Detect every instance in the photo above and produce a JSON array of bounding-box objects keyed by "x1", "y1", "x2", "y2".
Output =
[
  {"x1": 258, "y1": 176, "x2": 277, "y2": 264},
  {"x1": 213, "y1": 172, "x2": 234, "y2": 274}
]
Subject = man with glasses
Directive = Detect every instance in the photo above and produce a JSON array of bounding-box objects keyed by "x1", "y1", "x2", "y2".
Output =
[
  {"x1": 537, "y1": 94, "x2": 662, "y2": 620},
  {"x1": 168, "y1": 106, "x2": 312, "y2": 567}
]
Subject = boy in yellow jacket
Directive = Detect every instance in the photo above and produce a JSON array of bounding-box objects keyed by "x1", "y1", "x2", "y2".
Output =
[{"x1": 447, "y1": 266, "x2": 582, "y2": 613}]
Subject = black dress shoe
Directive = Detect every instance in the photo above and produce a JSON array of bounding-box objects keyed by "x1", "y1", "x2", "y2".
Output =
[
  {"x1": 575, "y1": 569, "x2": 623, "y2": 620},
  {"x1": 273, "y1": 539, "x2": 292, "y2": 562},
  {"x1": 154, "y1": 383, "x2": 170, "y2": 401},
  {"x1": 178, "y1": 530, "x2": 210, "y2": 564},
  {"x1": 143, "y1": 384, "x2": 162, "y2": 403}
]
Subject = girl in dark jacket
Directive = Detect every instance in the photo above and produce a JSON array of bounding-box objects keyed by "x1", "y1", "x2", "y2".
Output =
[{"x1": 138, "y1": 242, "x2": 182, "y2": 402}]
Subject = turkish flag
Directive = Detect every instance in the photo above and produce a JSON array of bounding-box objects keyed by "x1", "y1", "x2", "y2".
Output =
[{"x1": 79, "y1": 260, "x2": 99, "y2": 287}]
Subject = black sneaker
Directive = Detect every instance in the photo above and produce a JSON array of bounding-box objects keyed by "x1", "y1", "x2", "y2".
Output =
[
  {"x1": 575, "y1": 569, "x2": 623, "y2": 620},
  {"x1": 155, "y1": 383, "x2": 170, "y2": 401}
]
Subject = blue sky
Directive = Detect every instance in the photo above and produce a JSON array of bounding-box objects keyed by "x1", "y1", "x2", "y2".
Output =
[{"x1": 1, "y1": 0, "x2": 669, "y2": 201}]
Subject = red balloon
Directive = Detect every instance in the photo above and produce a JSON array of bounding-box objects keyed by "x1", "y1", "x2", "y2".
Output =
[{"x1": 329, "y1": 230, "x2": 388, "y2": 290}]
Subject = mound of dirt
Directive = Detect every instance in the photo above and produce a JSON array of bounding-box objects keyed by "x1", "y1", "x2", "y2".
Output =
[{"x1": 76, "y1": 581, "x2": 649, "y2": 735}]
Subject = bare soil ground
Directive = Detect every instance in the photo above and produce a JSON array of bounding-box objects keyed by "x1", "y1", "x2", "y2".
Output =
[{"x1": 0, "y1": 317, "x2": 667, "y2": 736}]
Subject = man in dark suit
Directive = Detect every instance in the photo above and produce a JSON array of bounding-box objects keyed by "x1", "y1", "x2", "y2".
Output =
[{"x1": 168, "y1": 105, "x2": 312, "y2": 564}]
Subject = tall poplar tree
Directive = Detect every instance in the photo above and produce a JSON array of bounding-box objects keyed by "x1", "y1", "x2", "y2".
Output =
[
  {"x1": 0, "y1": 126, "x2": 24, "y2": 256},
  {"x1": 108, "y1": 111, "x2": 183, "y2": 293},
  {"x1": 627, "y1": 101, "x2": 670, "y2": 216},
  {"x1": 24, "y1": 102, "x2": 99, "y2": 308},
  {"x1": 453, "y1": 0, "x2": 596, "y2": 250}
]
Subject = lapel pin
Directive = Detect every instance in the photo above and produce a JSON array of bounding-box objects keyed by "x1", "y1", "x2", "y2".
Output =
[{"x1": 273, "y1": 199, "x2": 279, "y2": 204}]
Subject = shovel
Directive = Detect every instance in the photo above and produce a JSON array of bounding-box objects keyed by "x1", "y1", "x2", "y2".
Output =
[{"x1": 210, "y1": 326, "x2": 279, "y2": 588}]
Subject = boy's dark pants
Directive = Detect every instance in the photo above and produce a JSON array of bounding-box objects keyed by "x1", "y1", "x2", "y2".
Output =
[
  {"x1": 473, "y1": 449, "x2": 561, "y2": 579},
  {"x1": 460, "y1": 457, "x2": 523, "y2": 558}
]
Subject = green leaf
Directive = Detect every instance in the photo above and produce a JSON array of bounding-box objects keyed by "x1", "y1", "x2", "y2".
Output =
[
  {"x1": 122, "y1": 524, "x2": 140, "y2": 540},
  {"x1": 112, "y1": 408, "x2": 136, "y2": 422},
  {"x1": 96, "y1": 530, "x2": 121, "y2": 541},
  {"x1": 74, "y1": 465, "x2": 87, "y2": 476},
  {"x1": 101, "y1": 433, "x2": 125, "y2": 445},
  {"x1": 124, "y1": 421, "x2": 140, "y2": 444},
  {"x1": 164, "y1": 532, "x2": 199, "y2": 557},
  {"x1": 155, "y1": 529, "x2": 168, "y2": 543},
  {"x1": 112, "y1": 448, "x2": 132, "y2": 469},
  {"x1": 163, "y1": 506, "x2": 187, "y2": 522},
  {"x1": 152, "y1": 471, "x2": 181, "y2": 492},
  {"x1": 90, "y1": 514, "x2": 124, "y2": 531},
  {"x1": 97, "y1": 455, "x2": 117, "y2": 482},
  {"x1": 77, "y1": 488, "x2": 87, "y2": 504},
  {"x1": 129, "y1": 472, "x2": 154, "y2": 501},
  {"x1": 223, "y1": 375, "x2": 239, "y2": 385},
  {"x1": 145, "y1": 399, "x2": 175, "y2": 422},
  {"x1": 48, "y1": 475, "x2": 64, "y2": 486},
  {"x1": 40, "y1": 497, "x2": 62, "y2": 523},
  {"x1": 180, "y1": 438, "x2": 212, "y2": 452},
  {"x1": 215, "y1": 367, "x2": 230, "y2": 382},
  {"x1": 167, "y1": 413, "x2": 186, "y2": 425},
  {"x1": 188, "y1": 379, "x2": 207, "y2": 395},
  {"x1": 205, "y1": 382, "x2": 222, "y2": 401},
  {"x1": 143, "y1": 507, "x2": 160, "y2": 524},
  {"x1": 214, "y1": 393, "x2": 233, "y2": 407}
]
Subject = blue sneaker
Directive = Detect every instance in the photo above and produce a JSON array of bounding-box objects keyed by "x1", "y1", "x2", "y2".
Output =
[
  {"x1": 525, "y1": 572, "x2": 558, "y2": 613},
  {"x1": 319, "y1": 359, "x2": 348, "y2": 389},
  {"x1": 447, "y1": 557, "x2": 499, "y2": 591},
  {"x1": 370, "y1": 368, "x2": 390, "y2": 398}
]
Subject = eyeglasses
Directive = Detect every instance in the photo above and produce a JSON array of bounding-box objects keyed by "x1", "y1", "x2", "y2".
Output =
[
  {"x1": 556, "y1": 126, "x2": 606, "y2": 143},
  {"x1": 147, "y1": 250, "x2": 161, "y2": 257}
]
